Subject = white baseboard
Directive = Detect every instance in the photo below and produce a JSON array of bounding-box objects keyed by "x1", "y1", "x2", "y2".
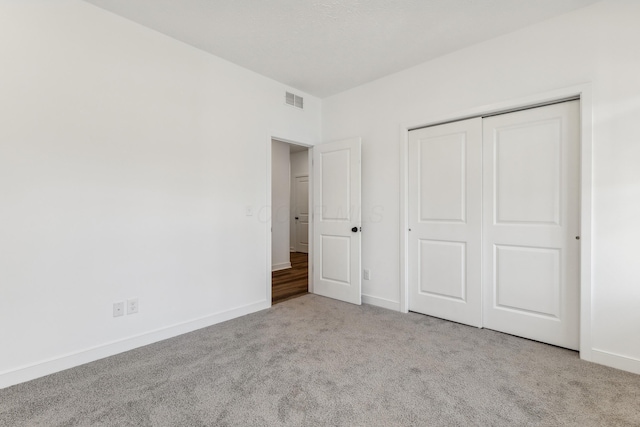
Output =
[
  {"x1": 591, "y1": 348, "x2": 640, "y2": 375},
  {"x1": 0, "y1": 300, "x2": 270, "y2": 389},
  {"x1": 362, "y1": 294, "x2": 401, "y2": 311},
  {"x1": 272, "y1": 262, "x2": 292, "y2": 272}
]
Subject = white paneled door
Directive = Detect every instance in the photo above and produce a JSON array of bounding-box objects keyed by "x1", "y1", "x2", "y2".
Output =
[
  {"x1": 294, "y1": 176, "x2": 309, "y2": 253},
  {"x1": 408, "y1": 100, "x2": 580, "y2": 350},
  {"x1": 483, "y1": 101, "x2": 580, "y2": 350},
  {"x1": 313, "y1": 138, "x2": 362, "y2": 305},
  {"x1": 408, "y1": 118, "x2": 483, "y2": 327}
]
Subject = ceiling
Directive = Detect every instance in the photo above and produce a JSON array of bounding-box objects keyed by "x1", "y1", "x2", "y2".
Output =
[{"x1": 83, "y1": 0, "x2": 600, "y2": 98}]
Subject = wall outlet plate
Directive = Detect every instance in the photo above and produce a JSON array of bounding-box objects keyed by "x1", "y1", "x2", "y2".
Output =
[
  {"x1": 363, "y1": 269, "x2": 370, "y2": 280},
  {"x1": 113, "y1": 301, "x2": 124, "y2": 317},
  {"x1": 127, "y1": 298, "x2": 138, "y2": 314}
]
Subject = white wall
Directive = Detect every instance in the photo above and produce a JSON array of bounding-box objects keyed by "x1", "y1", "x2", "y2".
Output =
[
  {"x1": 289, "y1": 150, "x2": 309, "y2": 251},
  {"x1": 322, "y1": 0, "x2": 640, "y2": 373},
  {"x1": 271, "y1": 140, "x2": 291, "y2": 270},
  {"x1": 0, "y1": 1, "x2": 321, "y2": 388}
]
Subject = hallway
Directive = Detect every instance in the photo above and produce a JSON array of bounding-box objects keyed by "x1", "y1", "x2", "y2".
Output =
[{"x1": 272, "y1": 252, "x2": 308, "y2": 304}]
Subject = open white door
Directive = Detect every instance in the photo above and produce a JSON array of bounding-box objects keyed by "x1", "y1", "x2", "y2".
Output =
[{"x1": 313, "y1": 137, "x2": 362, "y2": 305}]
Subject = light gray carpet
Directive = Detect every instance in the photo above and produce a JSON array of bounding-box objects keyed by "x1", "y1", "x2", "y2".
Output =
[{"x1": 1, "y1": 294, "x2": 639, "y2": 426}]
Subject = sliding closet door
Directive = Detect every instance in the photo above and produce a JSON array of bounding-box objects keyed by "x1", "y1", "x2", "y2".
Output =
[
  {"x1": 482, "y1": 101, "x2": 580, "y2": 350},
  {"x1": 408, "y1": 118, "x2": 482, "y2": 327}
]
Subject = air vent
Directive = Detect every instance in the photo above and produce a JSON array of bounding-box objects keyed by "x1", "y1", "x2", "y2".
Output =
[{"x1": 285, "y1": 91, "x2": 304, "y2": 110}]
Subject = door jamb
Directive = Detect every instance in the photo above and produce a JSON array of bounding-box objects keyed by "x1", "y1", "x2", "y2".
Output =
[
  {"x1": 399, "y1": 83, "x2": 593, "y2": 361},
  {"x1": 267, "y1": 134, "x2": 314, "y2": 306}
]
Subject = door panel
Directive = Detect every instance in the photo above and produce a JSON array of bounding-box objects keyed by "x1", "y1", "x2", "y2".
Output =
[
  {"x1": 495, "y1": 245, "x2": 561, "y2": 318},
  {"x1": 419, "y1": 133, "x2": 467, "y2": 222},
  {"x1": 409, "y1": 118, "x2": 482, "y2": 327},
  {"x1": 294, "y1": 176, "x2": 309, "y2": 253},
  {"x1": 320, "y1": 150, "x2": 350, "y2": 220},
  {"x1": 313, "y1": 137, "x2": 361, "y2": 305},
  {"x1": 494, "y1": 119, "x2": 561, "y2": 224},
  {"x1": 483, "y1": 100, "x2": 580, "y2": 350},
  {"x1": 418, "y1": 240, "x2": 466, "y2": 301},
  {"x1": 321, "y1": 235, "x2": 350, "y2": 283}
]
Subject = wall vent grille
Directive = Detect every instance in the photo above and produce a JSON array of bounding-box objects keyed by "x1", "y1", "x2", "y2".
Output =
[{"x1": 285, "y1": 91, "x2": 304, "y2": 109}]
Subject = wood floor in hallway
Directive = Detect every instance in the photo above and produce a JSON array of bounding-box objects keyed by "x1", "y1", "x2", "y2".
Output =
[{"x1": 272, "y1": 252, "x2": 308, "y2": 304}]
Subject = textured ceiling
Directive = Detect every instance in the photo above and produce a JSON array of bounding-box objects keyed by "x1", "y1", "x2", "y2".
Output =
[{"x1": 82, "y1": 0, "x2": 600, "y2": 98}]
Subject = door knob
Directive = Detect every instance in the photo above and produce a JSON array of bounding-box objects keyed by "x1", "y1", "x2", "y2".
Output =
[
  {"x1": 351, "y1": 227, "x2": 358, "y2": 233},
  {"x1": 295, "y1": 217, "x2": 299, "y2": 220}
]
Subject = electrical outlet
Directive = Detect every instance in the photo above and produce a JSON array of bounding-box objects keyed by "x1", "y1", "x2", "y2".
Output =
[
  {"x1": 113, "y1": 301, "x2": 124, "y2": 317},
  {"x1": 363, "y1": 269, "x2": 370, "y2": 280},
  {"x1": 127, "y1": 298, "x2": 139, "y2": 315}
]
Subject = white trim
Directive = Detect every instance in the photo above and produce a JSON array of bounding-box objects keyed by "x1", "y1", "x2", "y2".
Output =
[
  {"x1": 272, "y1": 262, "x2": 292, "y2": 272},
  {"x1": 307, "y1": 150, "x2": 314, "y2": 293},
  {"x1": 399, "y1": 83, "x2": 594, "y2": 359},
  {"x1": 577, "y1": 85, "x2": 594, "y2": 362},
  {"x1": 404, "y1": 85, "x2": 590, "y2": 130},
  {"x1": 0, "y1": 300, "x2": 270, "y2": 389},
  {"x1": 591, "y1": 349, "x2": 640, "y2": 375},
  {"x1": 266, "y1": 136, "x2": 273, "y2": 305},
  {"x1": 399, "y1": 122, "x2": 410, "y2": 314},
  {"x1": 362, "y1": 294, "x2": 401, "y2": 311}
]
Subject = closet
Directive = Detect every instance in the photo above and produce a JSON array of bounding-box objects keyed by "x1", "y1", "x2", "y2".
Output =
[{"x1": 408, "y1": 100, "x2": 580, "y2": 350}]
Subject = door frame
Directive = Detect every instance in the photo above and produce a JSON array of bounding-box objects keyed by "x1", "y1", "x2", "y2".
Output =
[
  {"x1": 399, "y1": 83, "x2": 594, "y2": 361},
  {"x1": 266, "y1": 133, "x2": 313, "y2": 306}
]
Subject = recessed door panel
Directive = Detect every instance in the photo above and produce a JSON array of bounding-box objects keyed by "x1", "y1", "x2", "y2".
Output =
[
  {"x1": 419, "y1": 240, "x2": 466, "y2": 301},
  {"x1": 495, "y1": 119, "x2": 561, "y2": 225},
  {"x1": 321, "y1": 235, "x2": 350, "y2": 284},
  {"x1": 298, "y1": 222, "x2": 309, "y2": 251},
  {"x1": 320, "y1": 150, "x2": 350, "y2": 221},
  {"x1": 419, "y1": 133, "x2": 466, "y2": 223},
  {"x1": 495, "y1": 245, "x2": 560, "y2": 318}
]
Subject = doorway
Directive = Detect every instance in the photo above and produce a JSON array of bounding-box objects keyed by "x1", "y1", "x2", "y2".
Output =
[
  {"x1": 271, "y1": 139, "x2": 310, "y2": 304},
  {"x1": 269, "y1": 136, "x2": 363, "y2": 306}
]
